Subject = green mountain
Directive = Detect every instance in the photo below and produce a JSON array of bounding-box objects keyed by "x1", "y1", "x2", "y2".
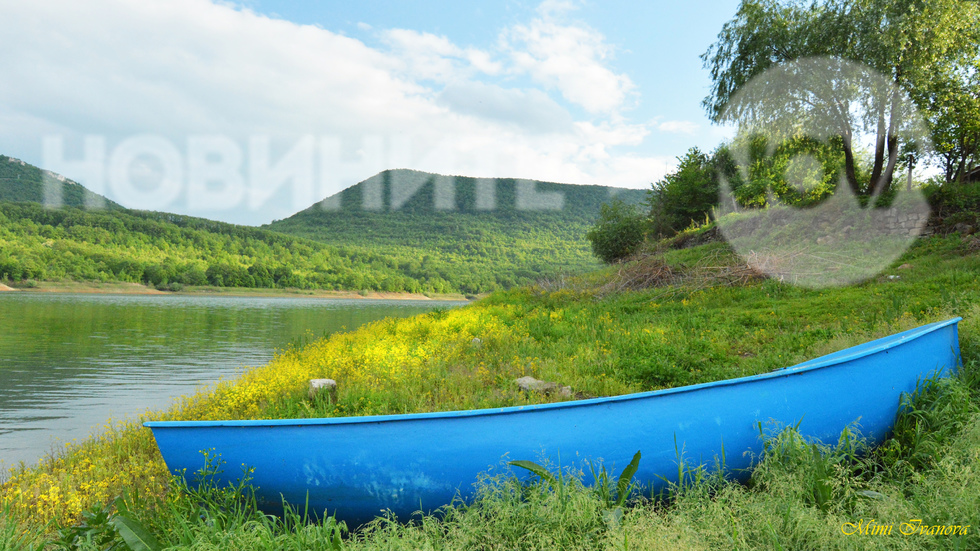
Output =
[
  {"x1": 266, "y1": 169, "x2": 647, "y2": 292},
  {"x1": 0, "y1": 155, "x2": 122, "y2": 209},
  {"x1": 0, "y1": 159, "x2": 644, "y2": 294}
]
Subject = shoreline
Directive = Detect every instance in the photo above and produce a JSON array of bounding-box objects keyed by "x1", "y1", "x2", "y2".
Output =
[{"x1": 0, "y1": 280, "x2": 472, "y2": 301}]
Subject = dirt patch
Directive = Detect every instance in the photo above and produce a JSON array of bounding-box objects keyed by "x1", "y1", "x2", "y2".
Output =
[
  {"x1": 0, "y1": 283, "x2": 14, "y2": 291},
  {"x1": 4, "y1": 281, "x2": 470, "y2": 300},
  {"x1": 28, "y1": 282, "x2": 167, "y2": 294}
]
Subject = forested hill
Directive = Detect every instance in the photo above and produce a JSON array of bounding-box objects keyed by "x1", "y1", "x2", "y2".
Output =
[
  {"x1": 0, "y1": 202, "x2": 476, "y2": 293},
  {"x1": 1, "y1": 160, "x2": 644, "y2": 294},
  {"x1": 0, "y1": 155, "x2": 122, "y2": 210},
  {"x1": 266, "y1": 169, "x2": 647, "y2": 291}
]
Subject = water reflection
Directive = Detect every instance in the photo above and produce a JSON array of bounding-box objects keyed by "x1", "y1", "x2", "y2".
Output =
[{"x1": 0, "y1": 293, "x2": 464, "y2": 468}]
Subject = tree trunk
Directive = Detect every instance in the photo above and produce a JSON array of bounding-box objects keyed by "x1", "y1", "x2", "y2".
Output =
[
  {"x1": 955, "y1": 150, "x2": 967, "y2": 184},
  {"x1": 841, "y1": 131, "x2": 861, "y2": 195},
  {"x1": 869, "y1": 103, "x2": 887, "y2": 194},
  {"x1": 880, "y1": 132, "x2": 900, "y2": 195},
  {"x1": 871, "y1": 87, "x2": 903, "y2": 197}
]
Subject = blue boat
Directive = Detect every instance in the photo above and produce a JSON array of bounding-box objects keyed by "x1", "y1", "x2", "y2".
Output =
[{"x1": 146, "y1": 318, "x2": 961, "y2": 527}]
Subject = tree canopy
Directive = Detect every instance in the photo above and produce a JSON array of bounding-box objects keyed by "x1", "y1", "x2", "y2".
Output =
[
  {"x1": 702, "y1": 0, "x2": 980, "y2": 190},
  {"x1": 586, "y1": 200, "x2": 647, "y2": 263}
]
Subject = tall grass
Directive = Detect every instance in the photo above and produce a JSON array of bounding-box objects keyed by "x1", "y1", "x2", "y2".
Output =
[
  {"x1": 2, "y1": 234, "x2": 978, "y2": 547},
  {"x1": 21, "y1": 360, "x2": 977, "y2": 550}
]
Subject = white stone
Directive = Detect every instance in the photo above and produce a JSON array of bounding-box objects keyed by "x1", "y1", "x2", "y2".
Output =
[{"x1": 309, "y1": 378, "x2": 337, "y2": 400}]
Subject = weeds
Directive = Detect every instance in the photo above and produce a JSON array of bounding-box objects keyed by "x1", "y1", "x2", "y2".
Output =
[
  {"x1": 874, "y1": 370, "x2": 979, "y2": 478},
  {"x1": 2, "y1": 233, "x2": 978, "y2": 548},
  {"x1": 55, "y1": 497, "x2": 161, "y2": 551}
]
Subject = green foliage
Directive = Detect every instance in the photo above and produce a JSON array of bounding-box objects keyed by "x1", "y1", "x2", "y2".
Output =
[
  {"x1": 109, "y1": 498, "x2": 163, "y2": 551},
  {"x1": 51, "y1": 452, "x2": 345, "y2": 551},
  {"x1": 588, "y1": 450, "x2": 642, "y2": 512},
  {"x1": 55, "y1": 497, "x2": 160, "y2": 551},
  {"x1": 648, "y1": 147, "x2": 722, "y2": 236},
  {"x1": 508, "y1": 459, "x2": 558, "y2": 487},
  {"x1": 923, "y1": 65, "x2": 980, "y2": 184},
  {"x1": 0, "y1": 201, "x2": 450, "y2": 293},
  {"x1": 55, "y1": 501, "x2": 124, "y2": 550},
  {"x1": 875, "y1": 372, "x2": 978, "y2": 476},
  {"x1": 923, "y1": 179, "x2": 980, "y2": 232},
  {"x1": 1, "y1": 504, "x2": 43, "y2": 551},
  {"x1": 585, "y1": 200, "x2": 646, "y2": 263},
  {"x1": 702, "y1": 0, "x2": 980, "y2": 190},
  {"x1": 5, "y1": 233, "x2": 980, "y2": 549},
  {"x1": 267, "y1": 169, "x2": 647, "y2": 292},
  {"x1": 0, "y1": 155, "x2": 123, "y2": 210},
  {"x1": 726, "y1": 134, "x2": 845, "y2": 209},
  {"x1": 0, "y1": 164, "x2": 647, "y2": 294}
]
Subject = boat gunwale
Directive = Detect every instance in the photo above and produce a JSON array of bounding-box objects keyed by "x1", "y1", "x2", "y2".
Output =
[{"x1": 144, "y1": 317, "x2": 961, "y2": 429}]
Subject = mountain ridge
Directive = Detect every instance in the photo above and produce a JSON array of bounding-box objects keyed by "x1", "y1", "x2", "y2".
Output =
[
  {"x1": 0, "y1": 160, "x2": 643, "y2": 293},
  {"x1": 0, "y1": 155, "x2": 123, "y2": 210},
  {"x1": 265, "y1": 169, "x2": 647, "y2": 291}
]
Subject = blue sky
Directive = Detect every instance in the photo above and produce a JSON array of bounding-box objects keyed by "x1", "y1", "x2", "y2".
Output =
[
  {"x1": 0, "y1": 0, "x2": 742, "y2": 224},
  {"x1": 249, "y1": 0, "x2": 741, "y2": 144}
]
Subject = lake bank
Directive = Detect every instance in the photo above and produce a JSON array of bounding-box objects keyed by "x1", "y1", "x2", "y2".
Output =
[{"x1": 0, "y1": 280, "x2": 471, "y2": 301}]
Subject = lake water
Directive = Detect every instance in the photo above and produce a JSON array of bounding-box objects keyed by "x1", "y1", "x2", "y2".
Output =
[{"x1": 0, "y1": 292, "x2": 465, "y2": 469}]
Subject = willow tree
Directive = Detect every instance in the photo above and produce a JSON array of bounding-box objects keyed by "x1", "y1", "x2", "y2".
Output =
[
  {"x1": 922, "y1": 57, "x2": 980, "y2": 184},
  {"x1": 702, "y1": 0, "x2": 980, "y2": 192}
]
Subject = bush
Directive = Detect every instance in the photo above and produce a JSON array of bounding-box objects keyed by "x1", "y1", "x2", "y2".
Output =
[
  {"x1": 155, "y1": 281, "x2": 183, "y2": 292},
  {"x1": 586, "y1": 200, "x2": 646, "y2": 264},
  {"x1": 648, "y1": 147, "x2": 722, "y2": 237}
]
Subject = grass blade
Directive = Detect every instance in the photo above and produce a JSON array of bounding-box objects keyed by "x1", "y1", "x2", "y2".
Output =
[
  {"x1": 615, "y1": 450, "x2": 642, "y2": 507},
  {"x1": 109, "y1": 515, "x2": 163, "y2": 551},
  {"x1": 508, "y1": 460, "x2": 557, "y2": 486}
]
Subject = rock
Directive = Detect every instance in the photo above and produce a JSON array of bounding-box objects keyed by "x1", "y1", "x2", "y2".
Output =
[
  {"x1": 953, "y1": 222, "x2": 976, "y2": 236},
  {"x1": 309, "y1": 378, "x2": 337, "y2": 401},
  {"x1": 514, "y1": 376, "x2": 573, "y2": 397},
  {"x1": 471, "y1": 337, "x2": 482, "y2": 348},
  {"x1": 514, "y1": 376, "x2": 554, "y2": 392}
]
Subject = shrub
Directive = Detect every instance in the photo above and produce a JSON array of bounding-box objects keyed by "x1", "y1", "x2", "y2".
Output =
[
  {"x1": 586, "y1": 200, "x2": 646, "y2": 263},
  {"x1": 648, "y1": 147, "x2": 722, "y2": 237}
]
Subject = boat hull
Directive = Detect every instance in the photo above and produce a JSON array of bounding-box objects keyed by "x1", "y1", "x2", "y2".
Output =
[{"x1": 146, "y1": 318, "x2": 961, "y2": 526}]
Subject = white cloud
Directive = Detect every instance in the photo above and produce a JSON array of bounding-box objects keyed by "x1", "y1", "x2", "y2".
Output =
[
  {"x1": 500, "y1": 6, "x2": 635, "y2": 115},
  {"x1": 0, "y1": 0, "x2": 659, "y2": 224},
  {"x1": 658, "y1": 120, "x2": 700, "y2": 134},
  {"x1": 437, "y1": 82, "x2": 573, "y2": 133},
  {"x1": 380, "y1": 29, "x2": 505, "y2": 82},
  {"x1": 536, "y1": 0, "x2": 581, "y2": 18}
]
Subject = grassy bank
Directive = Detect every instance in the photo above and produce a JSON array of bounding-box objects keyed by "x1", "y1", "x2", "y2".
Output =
[{"x1": 2, "y1": 234, "x2": 978, "y2": 549}]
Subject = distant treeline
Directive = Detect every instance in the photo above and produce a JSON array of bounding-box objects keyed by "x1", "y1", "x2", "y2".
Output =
[{"x1": 0, "y1": 201, "x2": 600, "y2": 293}]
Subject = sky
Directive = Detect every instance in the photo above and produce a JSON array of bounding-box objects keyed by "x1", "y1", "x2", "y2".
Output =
[{"x1": 0, "y1": 0, "x2": 742, "y2": 225}]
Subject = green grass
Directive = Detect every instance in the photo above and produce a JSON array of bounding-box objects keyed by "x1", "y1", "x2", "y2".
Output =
[
  {"x1": 3, "y1": 233, "x2": 979, "y2": 549},
  {"x1": 11, "y1": 366, "x2": 978, "y2": 550}
]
